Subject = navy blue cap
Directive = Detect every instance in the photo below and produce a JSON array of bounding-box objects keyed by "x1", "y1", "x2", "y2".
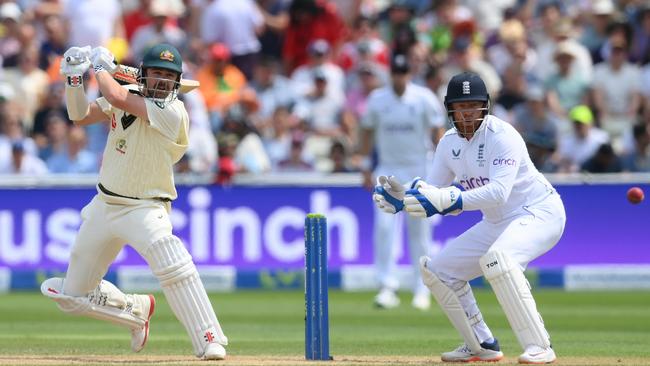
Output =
[{"x1": 390, "y1": 53, "x2": 410, "y2": 73}]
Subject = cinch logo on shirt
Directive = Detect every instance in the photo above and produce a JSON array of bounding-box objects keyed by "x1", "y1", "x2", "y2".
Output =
[
  {"x1": 459, "y1": 176, "x2": 490, "y2": 190},
  {"x1": 493, "y1": 158, "x2": 516, "y2": 166}
]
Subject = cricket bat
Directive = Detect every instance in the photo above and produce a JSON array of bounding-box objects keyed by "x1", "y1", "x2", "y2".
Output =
[
  {"x1": 113, "y1": 64, "x2": 200, "y2": 94},
  {"x1": 64, "y1": 54, "x2": 199, "y2": 93}
]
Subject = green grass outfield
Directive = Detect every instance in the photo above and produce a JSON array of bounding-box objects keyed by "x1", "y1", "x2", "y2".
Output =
[{"x1": 1, "y1": 290, "x2": 649, "y2": 365}]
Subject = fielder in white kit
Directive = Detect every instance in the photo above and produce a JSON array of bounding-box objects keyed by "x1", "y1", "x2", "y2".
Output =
[
  {"x1": 40, "y1": 43, "x2": 228, "y2": 360},
  {"x1": 360, "y1": 54, "x2": 446, "y2": 310},
  {"x1": 374, "y1": 72, "x2": 565, "y2": 364}
]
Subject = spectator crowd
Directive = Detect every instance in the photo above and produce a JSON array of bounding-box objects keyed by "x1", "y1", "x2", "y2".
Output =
[{"x1": 1, "y1": 0, "x2": 650, "y2": 181}]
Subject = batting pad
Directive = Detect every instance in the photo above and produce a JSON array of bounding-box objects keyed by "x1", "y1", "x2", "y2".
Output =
[
  {"x1": 144, "y1": 236, "x2": 228, "y2": 357},
  {"x1": 480, "y1": 251, "x2": 550, "y2": 349},
  {"x1": 41, "y1": 277, "x2": 147, "y2": 329},
  {"x1": 419, "y1": 257, "x2": 482, "y2": 352}
]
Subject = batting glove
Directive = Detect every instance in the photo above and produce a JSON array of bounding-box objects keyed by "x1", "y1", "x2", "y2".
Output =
[
  {"x1": 90, "y1": 46, "x2": 118, "y2": 75},
  {"x1": 60, "y1": 46, "x2": 92, "y2": 87},
  {"x1": 404, "y1": 181, "x2": 463, "y2": 217}
]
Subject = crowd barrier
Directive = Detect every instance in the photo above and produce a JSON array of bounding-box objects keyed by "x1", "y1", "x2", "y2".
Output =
[{"x1": 1, "y1": 173, "x2": 649, "y2": 292}]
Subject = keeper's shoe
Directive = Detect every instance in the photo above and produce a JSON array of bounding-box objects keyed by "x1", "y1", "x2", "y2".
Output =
[
  {"x1": 518, "y1": 345, "x2": 556, "y2": 364},
  {"x1": 373, "y1": 288, "x2": 400, "y2": 309},
  {"x1": 202, "y1": 342, "x2": 227, "y2": 360},
  {"x1": 130, "y1": 294, "x2": 155, "y2": 352},
  {"x1": 441, "y1": 339, "x2": 504, "y2": 363}
]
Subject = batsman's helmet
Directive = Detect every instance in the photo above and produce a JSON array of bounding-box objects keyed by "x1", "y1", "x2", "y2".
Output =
[
  {"x1": 141, "y1": 43, "x2": 182, "y2": 76},
  {"x1": 139, "y1": 43, "x2": 182, "y2": 102},
  {"x1": 444, "y1": 72, "x2": 490, "y2": 137}
]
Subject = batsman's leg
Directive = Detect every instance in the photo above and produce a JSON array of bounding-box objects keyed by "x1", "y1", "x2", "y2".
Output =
[
  {"x1": 42, "y1": 278, "x2": 155, "y2": 352},
  {"x1": 42, "y1": 196, "x2": 155, "y2": 352},
  {"x1": 142, "y1": 235, "x2": 228, "y2": 360}
]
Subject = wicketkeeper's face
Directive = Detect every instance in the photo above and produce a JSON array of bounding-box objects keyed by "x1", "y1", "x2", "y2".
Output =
[
  {"x1": 143, "y1": 67, "x2": 179, "y2": 99},
  {"x1": 448, "y1": 101, "x2": 488, "y2": 140}
]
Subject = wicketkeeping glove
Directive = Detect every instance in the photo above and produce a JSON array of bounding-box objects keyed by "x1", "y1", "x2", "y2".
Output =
[
  {"x1": 90, "y1": 46, "x2": 118, "y2": 75},
  {"x1": 372, "y1": 176, "x2": 424, "y2": 214},
  {"x1": 404, "y1": 181, "x2": 463, "y2": 217}
]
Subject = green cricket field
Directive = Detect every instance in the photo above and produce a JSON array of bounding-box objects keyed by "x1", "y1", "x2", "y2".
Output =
[{"x1": 0, "y1": 290, "x2": 648, "y2": 365}]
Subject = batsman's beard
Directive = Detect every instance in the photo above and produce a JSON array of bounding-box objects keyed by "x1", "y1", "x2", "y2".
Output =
[{"x1": 140, "y1": 77, "x2": 179, "y2": 104}]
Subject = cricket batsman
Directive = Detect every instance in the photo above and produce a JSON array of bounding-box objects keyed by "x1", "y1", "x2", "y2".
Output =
[
  {"x1": 40, "y1": 43, "x2": 228, "y2": 360},
  {"x1": 373, "y1": 72, "x2": 565, "y2": 364}
]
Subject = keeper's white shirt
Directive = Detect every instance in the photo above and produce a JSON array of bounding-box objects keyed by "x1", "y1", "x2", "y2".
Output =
[
  {"x1": 362, "y1": 82, "x2": 445, "y2": 174},
  {"x1": 96, "y1": 95, "x2": 189, "y2": 200},
  {"x1": 431, "y1": 115, "x2": 555, "y2": 223}
]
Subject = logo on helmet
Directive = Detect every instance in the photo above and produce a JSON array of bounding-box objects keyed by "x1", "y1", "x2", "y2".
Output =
[
  {"x1": 159, "y1": 50, "x2": 174, "y2": 62},
  {"x1": 462, "y1": 81, "x2": 470, "y2": 94}
]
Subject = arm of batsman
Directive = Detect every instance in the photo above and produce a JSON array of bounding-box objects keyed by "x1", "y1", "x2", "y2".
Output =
[
  {"x1": 372, "y1": 176, "x2": 424, "y2": 214},
  {"x1": 404, "y1": 181, "x2": 463, "y2": 217},
  {"x1": 90, "y1": 46, "x2": 118, "y2": 74}
]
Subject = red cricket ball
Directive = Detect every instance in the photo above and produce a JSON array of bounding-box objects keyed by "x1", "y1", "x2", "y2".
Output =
[{"x1": 627, "y1": 187, "x2": 645, "y2": 204}]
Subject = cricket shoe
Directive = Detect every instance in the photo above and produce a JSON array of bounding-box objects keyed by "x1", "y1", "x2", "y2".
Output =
[
  {"x1": 411, "y1": 292, "x2": 431, "y2": 310},
  {"x1": 131, "y1": 294, "x2": 155, "y2": 352},
  {"x1": 441, "y1": 338, "x2": 504, "y2": 363},
  {"x1": 202, "y1": 342, "x2": 227, "y2": 360},
  {"x1": 374, "y1": 288, "x2": 400, "y2": 309},
  {"x1": 518, "y1": 345, "x2": 556, "y2": 364}
]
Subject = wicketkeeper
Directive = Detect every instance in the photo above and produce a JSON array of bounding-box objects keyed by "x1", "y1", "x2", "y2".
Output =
[
  {"x1": 41, "y1": 43, "x2": 228, "y2": 360},
  {"x1": 374, "y1": 72, "x2": 565, "y2": 364}
]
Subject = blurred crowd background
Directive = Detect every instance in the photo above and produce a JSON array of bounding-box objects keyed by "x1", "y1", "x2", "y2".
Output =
[{"x1": 0, "y1": 0, "x2": 649, "y2": 182}]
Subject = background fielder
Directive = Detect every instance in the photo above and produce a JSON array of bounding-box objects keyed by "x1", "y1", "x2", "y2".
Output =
[
  {"x1": 359, "y1": 53, "x2": 446, "y2": 310},
  {"x1": 374, "y1": 72, "x2": 565, "y2": 364},
  {"x1": 41, "y1": 43, "x2": 228, "y2": 360}
]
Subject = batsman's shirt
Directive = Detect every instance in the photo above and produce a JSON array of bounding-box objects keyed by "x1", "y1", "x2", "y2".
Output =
[
  {"x1": 96, "y1": 95, "x2": 189, "y2": 200},
  {"x1": 430, "y1": 115, "x2": 554, "y2": 223}
]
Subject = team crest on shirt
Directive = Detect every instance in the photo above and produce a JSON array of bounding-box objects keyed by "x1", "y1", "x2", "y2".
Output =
[
  {"x1": 115, "y1": 139, "x2": 127, "y2": 154},
  {"x1": 477, "y1": 144, "x2": 486, "y2": 167},
  {"x1": 159, "y1": 50, "x2": 174, "y2": 62}
]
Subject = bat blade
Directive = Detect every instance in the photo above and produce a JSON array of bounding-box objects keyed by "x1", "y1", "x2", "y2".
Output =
[{"x1": 113, "y1": 64, "x2": 200, "y2": 93}]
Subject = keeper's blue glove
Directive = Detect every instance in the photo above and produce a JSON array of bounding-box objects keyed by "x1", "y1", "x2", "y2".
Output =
[
  {"x1": 404, "y1": 181, "x2": 463, "y2": 217},
  {"x1": 373, "y1": 176, "x2": 424, "y2": 214}
]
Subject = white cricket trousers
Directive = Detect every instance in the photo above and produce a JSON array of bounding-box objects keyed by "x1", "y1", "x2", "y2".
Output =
[
  {"x1": 428, "y1": 192, "x2": 566, "y2": 282},
  {"x1": 63, "y1": 190, "x2": 172, "y2": 296}
]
